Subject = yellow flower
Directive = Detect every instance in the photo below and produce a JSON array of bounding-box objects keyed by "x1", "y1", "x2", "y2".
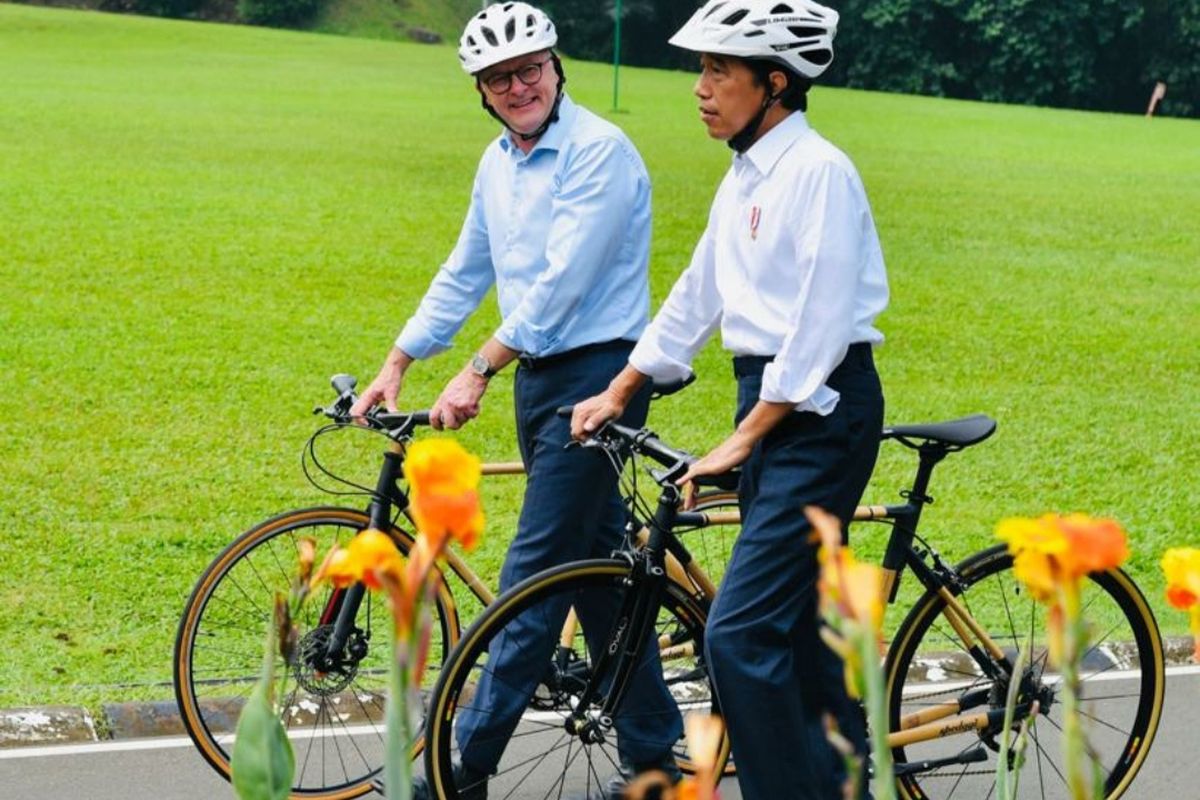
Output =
[
  {"x1": 819, "y1": 548, "x2": 885, "y2": 632},
  {"x1": 403, "y1": 439, "x2": 484, "y2": 552},
  {"x1": 998, "y1": 514, "x2": 1129, "y2": 601},
  {"x1": 1012, "y1": 550, "x2": 1058, "y2": 603},
  {"x1": 996, "y1": 515, "x2": 1069, "y2": 557},
  {"x1": 314, "y1": 529, "x2": 404, "y2": 591},
  {"x1": 1162, "y1": 548, "x2": 1200, "y2": 609},
  {"x1": 1162, "y1": 547, "x2": 1200, "y2": 663}
]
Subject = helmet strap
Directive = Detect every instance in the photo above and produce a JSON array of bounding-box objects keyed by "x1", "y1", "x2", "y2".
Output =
[
  {"x1": 478, "y1": 53, "x2": 567, "y2": 145},
  {"x1": 728, "y1": 88, "x2": 780, "y2": 154}
]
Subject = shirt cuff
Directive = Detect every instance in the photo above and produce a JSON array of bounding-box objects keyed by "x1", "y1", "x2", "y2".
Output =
[
  {"x1": 760, "y1": 362, "x2": 841, "y2": 415},
  {"x1": 629, "y1": 338, "x2": 695, "y2": 384},
  {"x1": 395, "y1": 322, "x2": 450, "y2": 361}
]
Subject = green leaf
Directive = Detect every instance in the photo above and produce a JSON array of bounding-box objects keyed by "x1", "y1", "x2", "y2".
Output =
[{"x1": 231, "y1": 681, "x2": 295, "y2": 800}]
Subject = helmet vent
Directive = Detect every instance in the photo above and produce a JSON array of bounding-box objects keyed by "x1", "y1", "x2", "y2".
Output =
[
  {"x1": 702, "y1": 2, "x2": 729, "y2": 20},
  {"x1": 802, "y1": 48, "x2": 832, "y2": 65},
  {"x1": 481, "y1": 26, "x2": 499, "y2": 47},
  {"x1": 770, "y1": 3, "x2": 793, "y2": 12},
  {"x1": 504, "y1": 16, "x2": 517, "y2": 41},
  {"x1": 743, "y1": 29, "x2": 765, "y2": 37},
  {"x1": 721, "y1": 9, "x2": 749, "y2": 25},
  {"x1": 788, "y1": 25, "x2": 826, "y2": 39}
]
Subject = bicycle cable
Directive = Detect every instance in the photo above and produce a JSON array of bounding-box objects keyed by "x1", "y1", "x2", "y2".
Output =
[{"x1": 301, "y1": 422, "x2": 406, "y2": 500}]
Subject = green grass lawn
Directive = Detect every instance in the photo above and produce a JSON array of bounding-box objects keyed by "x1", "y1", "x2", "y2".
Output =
[{"x1": 1, "y1": 4, "x2": 1197, "y2": 715}]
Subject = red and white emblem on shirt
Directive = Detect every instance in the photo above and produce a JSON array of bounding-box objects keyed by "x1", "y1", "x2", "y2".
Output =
[{"x1": 749, "y1": 206, "x2": 762, "y2": 241}]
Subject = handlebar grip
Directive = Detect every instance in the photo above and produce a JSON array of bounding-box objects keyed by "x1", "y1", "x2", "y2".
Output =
[
  {"x1": 409, "y1": 411, "x2": 432, "y2": 427},
  {"x1": 331, "y1": 374, "x2": 358, "y2": 396}
]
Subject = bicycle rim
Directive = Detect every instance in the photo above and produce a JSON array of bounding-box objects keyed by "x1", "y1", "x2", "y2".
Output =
[
  {"x1": 426, "y1": 559, "x2": 730, "y2": 800},
  {"x1": 886, "y1": 544, "x2": 1164, "y2": 800},
  {"x1": 174, "y1": 507, "x2": 460, "y2": 799}
]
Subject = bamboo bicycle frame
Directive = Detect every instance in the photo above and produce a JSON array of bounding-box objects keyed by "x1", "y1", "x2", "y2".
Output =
[{"x1": 474, "y1": 459, "x2": 1015, "y2": 751}]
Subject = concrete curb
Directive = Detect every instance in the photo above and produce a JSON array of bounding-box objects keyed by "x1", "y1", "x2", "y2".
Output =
[
  {"x1": 0, "y1": 707, "x2": 98, "y2": 748},
  {"x1": 3, "y1": 636, "x2": 1195, "y2": 748}
]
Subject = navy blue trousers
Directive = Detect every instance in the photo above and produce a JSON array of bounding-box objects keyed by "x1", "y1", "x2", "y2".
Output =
[
  {"x1": 455, "y1": 341, "x2": 684, "y2": 771},
  {"x1": 704, "y1": 344, "x2": 884, "y2": 800}
]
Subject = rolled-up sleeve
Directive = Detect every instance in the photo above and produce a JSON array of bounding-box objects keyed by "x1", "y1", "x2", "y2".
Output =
[
  {"x1": 493, "y1": 137, "x2": 644, "y2": 354},
  {"x1": 760, "y1": 162, "x2": 864, "y2": 413},
  {"x1": 395, "y1": 171, "x2": 496, "y2": 359},
  {"x1": 629, "y1": 224, "x2": 723, "y2": 383}
]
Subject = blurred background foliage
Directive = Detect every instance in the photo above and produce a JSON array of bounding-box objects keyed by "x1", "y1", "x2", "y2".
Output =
[{"x1": 14, "y1": 0, "x2": 1196, "y2": 115}]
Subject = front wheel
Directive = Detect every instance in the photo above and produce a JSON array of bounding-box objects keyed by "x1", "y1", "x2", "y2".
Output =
[
  {"x1": 425, "y1": 559, "x2": 730, "y2": 800},
  {"x1": 885, "y1": 544, "x2": 1164, "y2": 800},
  {"x1": 174, "y1": 507, "x2": 460, "y2": 799}
]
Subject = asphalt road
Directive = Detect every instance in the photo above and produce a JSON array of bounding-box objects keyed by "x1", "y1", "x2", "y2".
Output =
[{"x1": 3, "y1": 669, "x2": 1197, "y2": 800}]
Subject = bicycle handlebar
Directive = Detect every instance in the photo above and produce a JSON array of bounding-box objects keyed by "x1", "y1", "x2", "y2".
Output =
[
  {"x1": 315, "y1": 374, "x2": 432, "y2": 437},
  {"x1": 554, "y1": 406, "x2": 741, "y2": 491}
]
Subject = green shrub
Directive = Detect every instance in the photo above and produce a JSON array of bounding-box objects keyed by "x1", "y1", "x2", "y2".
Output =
[{"x1": 238, "y1": 0, "x2": 322, "y2": 27}]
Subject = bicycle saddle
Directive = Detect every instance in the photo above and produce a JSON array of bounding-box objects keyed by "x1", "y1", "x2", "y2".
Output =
[{"x1": 883, "y1": 414, "x2": 996, "y2": 449}]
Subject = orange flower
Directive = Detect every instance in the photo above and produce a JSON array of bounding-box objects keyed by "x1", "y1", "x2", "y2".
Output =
[
  {"x1": 403, "y1": 439, "x2": 484, "y2": 551},
  {"x1": 997, "y1": 514, "x2": 1129, "y2": 601},
  {"x1": 1057, "y1": 514, "x2": 1129, "y2": 575},
  {"x1": 314, "y1": 528, "x2": 404, "y2": 591},
  {"x1": 1162, "y1": 547, "x2": 1200, "y2": 662},
  {"x1": 819, "y1": 549, "x2": 885, "y2": 632}
]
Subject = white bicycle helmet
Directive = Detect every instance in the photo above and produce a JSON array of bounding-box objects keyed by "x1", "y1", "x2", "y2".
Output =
[
  {"x1": 669, "y1": 0, "x2": 839, "y2": 79},
  {"x1": 459, "y1": 2, "x2": 558, "y2": 75}
]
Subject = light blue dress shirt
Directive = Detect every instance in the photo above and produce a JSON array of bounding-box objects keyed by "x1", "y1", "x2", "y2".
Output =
[{"x1": 396, "y1": 95, "x2": 651, "y2": 360}]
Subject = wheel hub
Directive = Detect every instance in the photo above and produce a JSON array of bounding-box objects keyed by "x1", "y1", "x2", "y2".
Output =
[{"x1": 293, "y1": 625, "x2": 368, "y2": 695}]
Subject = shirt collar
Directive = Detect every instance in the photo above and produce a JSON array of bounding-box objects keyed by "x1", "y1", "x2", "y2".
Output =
[
  {"x1": 497, "y1": 93, "x2": 577, "y2": 156},
  {"x1": 735, "y1": 109, "x2": 810, "y2": 176}
]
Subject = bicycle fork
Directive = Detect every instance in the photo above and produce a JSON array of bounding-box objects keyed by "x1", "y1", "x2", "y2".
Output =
[
  {"x1": 315, "y1": 445, "x2": 408, "y2": 672},
  {"x1": 562, "y1": 491, "x2": 678, "y2": 744}
]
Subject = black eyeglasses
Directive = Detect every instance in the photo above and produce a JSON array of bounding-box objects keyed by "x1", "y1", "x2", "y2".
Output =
[{"x1": 479, "y1": 57, "x2": 553, "y2": 94}]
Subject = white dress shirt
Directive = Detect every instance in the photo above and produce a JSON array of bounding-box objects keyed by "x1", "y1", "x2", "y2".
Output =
[{"x1": 629, "y1": 110, "x2": 888, "y2": 414}]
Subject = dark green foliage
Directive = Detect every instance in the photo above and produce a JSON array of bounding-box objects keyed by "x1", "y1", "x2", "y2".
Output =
[
  {"x1": 823, "y1": 0, "x2": 1197, "y2": 116},
  {"x1": 96, "y1": 0, "x2": 211, "y2": 19},
  {"x1": 539, "y1": 0, "x2": 1197, "y2": 117},
  {"x1": 541, "y1": 0, "x2": 700, "y2": 70},
  {"x1": 238, "y1": 0, "x2": 322, "y2": 27}
]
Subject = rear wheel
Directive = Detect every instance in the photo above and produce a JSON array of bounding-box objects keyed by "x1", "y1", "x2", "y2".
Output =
[
  {"x1": 174, "y1": 507, "x2": 460, "y2": 798},
  {"x1": 885, "y1": 544, "x2": 1164, "y2": 800}
]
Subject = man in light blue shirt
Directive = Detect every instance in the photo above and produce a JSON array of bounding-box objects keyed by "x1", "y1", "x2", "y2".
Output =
[{"x1": 351, "y1": 4, "x2": 682, "y2": 798}]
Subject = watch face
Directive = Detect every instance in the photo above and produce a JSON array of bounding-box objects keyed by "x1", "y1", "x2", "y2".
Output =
[{"x1": 471, "y1": 354, "x2": 491, "y2": 376}]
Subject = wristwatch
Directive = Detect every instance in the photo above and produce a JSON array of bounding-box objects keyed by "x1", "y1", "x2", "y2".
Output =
[{"x1": 470, "y1": 352, "x2": 497, "y2": 379}]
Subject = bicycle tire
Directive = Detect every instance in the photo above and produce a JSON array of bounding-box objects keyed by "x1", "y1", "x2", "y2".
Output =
[
  {"x1": 174, "y1": 507, "x2": 461, "y2": 799},
  {"x1": 885, "y1": 544, "x2": 1164, "y2": 800},
  {"x1": 425, "y1": 559, "x2": 731, "y2": 800}
]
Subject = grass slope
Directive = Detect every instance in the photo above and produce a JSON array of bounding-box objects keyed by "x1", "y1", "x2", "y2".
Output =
[
  {"x1": 1, "y1": 5, "x2": 1198, "y2": 713},
  {"x1": 313, "y1": 0, "x2": 478, "y2": 42}
]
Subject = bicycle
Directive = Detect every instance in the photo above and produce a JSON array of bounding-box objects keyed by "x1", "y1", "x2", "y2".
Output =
[
  {"x1": 172, "y1": 375, "x2": 740, "y2": 799},
  {"x1": 423, "y1": 411, "x2": 1164, "y2": 800}
]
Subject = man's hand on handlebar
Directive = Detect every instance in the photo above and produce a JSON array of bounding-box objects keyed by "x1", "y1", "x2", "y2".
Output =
[
  {"x1": 430, "y1": 368, "x2": 487, "y2": 431},
  {"x1": 570, "y1": 390, "x2": 627, "y2": 442},
  {"x1": 350, "y1": 347, "x2": 414, "y2": 424}
]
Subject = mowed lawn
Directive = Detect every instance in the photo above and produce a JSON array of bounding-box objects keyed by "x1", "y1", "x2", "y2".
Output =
[{"x1": 1, "y1": 4, "x2": 1197, "y2": 712}]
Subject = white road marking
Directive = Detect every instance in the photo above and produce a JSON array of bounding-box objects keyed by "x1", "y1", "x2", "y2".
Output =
[{"x1": 2, "y1": 665, "x2": 1196, "y2": 761}]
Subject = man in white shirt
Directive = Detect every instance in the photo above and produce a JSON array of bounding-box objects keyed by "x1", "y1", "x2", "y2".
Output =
[{"x1": 572, "y1": 2, "x2": 887, "y2": 797}]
